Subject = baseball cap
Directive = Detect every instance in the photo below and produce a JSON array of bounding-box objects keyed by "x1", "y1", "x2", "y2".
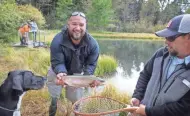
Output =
[{"x1": 155, "y1": 14, "x2": 190, "y2": 37}]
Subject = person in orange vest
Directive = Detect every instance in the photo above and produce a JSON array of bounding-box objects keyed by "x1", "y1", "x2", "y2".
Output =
[{"x1": 18, "y1": 22, "x2": 31, "y2": 45}]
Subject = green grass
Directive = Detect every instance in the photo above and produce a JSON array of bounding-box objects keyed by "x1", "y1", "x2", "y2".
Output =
[
  {"x1": 91, "y1": 32, "x2": 162, "y2": 40},
  {"x1": 0, "y1": 43, "x2": 127, "y2": 116},
  {"x1": 21, "y1": 83, "x2": 131, "y2": 116},
  {"x1": 0, "y1": 46, "x2": 117, "y2": 77},
  {"x1": 95, "y1": 55, "x2": 117, "y2": 76},
  {"x1": 21, "y1": 88, "x2": 72, "y2": 116},
  {"x1": 3, "y1": 47, "x2": 50, "y2": 76},
  {"x1": 96, "y1": 83, "x2": 131, "y2": 104}
]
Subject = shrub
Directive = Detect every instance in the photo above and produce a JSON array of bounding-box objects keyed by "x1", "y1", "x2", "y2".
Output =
[
  {"x1": 0, "y1": 3, "x2": 22, "y2": 42},
  {"x1": 153, "y1": 24, "x2": 166, "y2": 32},
  {"x1": 17, "y1": 5, "x2": 45, "y2": 27},
  {"x1": 0, "y1": 3, "x2": 45, "y2": 43},
  {"x1": 122, "y1": 20, "x2": 155, "y2": 33}
]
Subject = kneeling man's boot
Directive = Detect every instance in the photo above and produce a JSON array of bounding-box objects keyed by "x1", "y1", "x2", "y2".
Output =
[{"x1": 49, "y1": 97, "x2": 58, "y2": 116}]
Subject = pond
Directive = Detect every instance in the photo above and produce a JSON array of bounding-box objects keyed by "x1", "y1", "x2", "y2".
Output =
[{"x1": 97, "y1": 39, "x2": 165, "y2": 95}]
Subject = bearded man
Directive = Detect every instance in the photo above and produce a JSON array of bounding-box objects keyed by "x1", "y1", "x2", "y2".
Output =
[
  {"x1": 129, "y1": 14, "x2": 190, "y2": 116},
  {"x1": 47, "y1": 12, "x2": 100, "y2": 116}
]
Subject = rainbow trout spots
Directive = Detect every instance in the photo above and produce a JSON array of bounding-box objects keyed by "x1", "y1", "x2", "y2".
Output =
[{"x1": 56, "y1": 75, "x2": 105, "y2": 88}]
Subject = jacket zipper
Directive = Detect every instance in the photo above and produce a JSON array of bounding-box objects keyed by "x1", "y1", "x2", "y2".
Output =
[
  {"x1": 164, "y1": 79, "x2": 176, "y2": 93},
  {"x1": 152, "y1": 74, "x2": 177, "y2": 106},
  {"x1": 152, "y1": 53, "x2": 168, "y2": 106},
  {"x1": 152, "y1": 65, "x2": 185, "y2": 106}
]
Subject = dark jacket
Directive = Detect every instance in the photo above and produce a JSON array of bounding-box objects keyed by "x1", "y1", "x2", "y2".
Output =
[
  {"x1": 50, "y1": 29, "x2": 99, "y2": 75},
  {"x1": 132, "y1": 47, "x2": 190, "y2": 116}
]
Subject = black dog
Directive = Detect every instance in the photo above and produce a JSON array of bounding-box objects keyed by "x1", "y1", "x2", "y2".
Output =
[{"x1": 0, "y1": 70, "x2": 46, "y2": 116}]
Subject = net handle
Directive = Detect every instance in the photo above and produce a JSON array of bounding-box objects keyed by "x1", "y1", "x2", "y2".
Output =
[{"x1": 72, "y1": 96, "x2": 138, "y2": 116}]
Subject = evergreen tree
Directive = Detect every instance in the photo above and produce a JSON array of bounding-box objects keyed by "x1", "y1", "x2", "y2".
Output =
[
  {"x1": 87, "y1": 0, "x2": 113, "y2": 31},
  {"x1": 159, "y1": 1, "x2": 182, "y2": 24},
  {"x1": 140, "y1": 0, "x2": 160, "y2": 25},
  {"x1": 72, "y1": 0, "x2": 91, "y2": 13},
  {"x1": 55, "y1": 0, "x2": 73, "y2": 28}
]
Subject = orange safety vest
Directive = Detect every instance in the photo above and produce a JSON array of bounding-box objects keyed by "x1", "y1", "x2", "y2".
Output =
[{"x1": 18, "y1": 24, "x2": 30, "y2": 35}]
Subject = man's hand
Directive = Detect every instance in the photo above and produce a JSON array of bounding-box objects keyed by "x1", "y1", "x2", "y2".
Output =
[
  {"x1": 135, "y1": 104, "x2": 146, "y2": 116},
  {"x1": 89, "y1": 80, "x2": 101, "y2": 87},
  {"x1": 57, "y1": 73, "x2": 67, "y2": 79},
  {"x1": 128, "y1": 98, "x2": 141, "y2": 116},
  {"x1": 56, "y1": 73, "x2": 67, "y2": 86},
  {"x1": 130, "y1": 98, "x2": 140, "y2": 106},
  {"x1": 127, "y1": 104, "x2": 146, "y2": 116}
]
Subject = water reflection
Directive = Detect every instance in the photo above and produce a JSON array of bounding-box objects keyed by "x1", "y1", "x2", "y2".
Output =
[
  {"x1": 108, "y1": 63, "x2": 143, "y2": 95},
  {"x1": 97, "y1": 39, "x2": 165, "y2": 95},
  {"x1": 97, "y1": 39, "x2": 164, "y2": 75}
]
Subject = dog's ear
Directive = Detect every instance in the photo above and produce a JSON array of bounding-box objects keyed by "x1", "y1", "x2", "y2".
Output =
[
  {"x1": 12, "y1": 74, "x2": 23, "y2": 92},
  {"x1": 0, "y1": 72, "x2": 13, "y2": 96}
]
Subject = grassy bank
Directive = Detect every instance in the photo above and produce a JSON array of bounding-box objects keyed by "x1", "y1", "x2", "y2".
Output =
[
  {"x1": 0, "y1": 45, "x2": 130, "y2": 116},
  {"x1": 0, "y1": 46, "x2": 117, "y2": 78},
  {"x1": 22, "y1": 84, "x2": 131, "y2": 116},
  {"x1": 91, "y1": 32, "x2": 161, "y2": 40}
]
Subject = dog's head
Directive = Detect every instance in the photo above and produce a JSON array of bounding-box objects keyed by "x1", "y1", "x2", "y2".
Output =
[{"x1": 0, "y1": 70, "x2": 46, "y2": 96}]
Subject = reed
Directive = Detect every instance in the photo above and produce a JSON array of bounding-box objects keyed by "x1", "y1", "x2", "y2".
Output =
[
  {"x1": 95, "y1": 83, "x2": 131, "y2": 104},
  {"x1": 21, "y1": 87, "x2": 71, "y2": 116},
  {"x1": 3, "y1": 47, "x2": 50, "y2": 75},
  {"x1": 95, "y1": 55, "x2": 118, "y2": 76}
]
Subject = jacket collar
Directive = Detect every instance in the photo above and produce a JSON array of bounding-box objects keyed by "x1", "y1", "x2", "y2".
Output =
[
  {"x1": 61, "y1": 30, "x2": 88, "y2": 50},
  {"x1": 164, "y1": 47, "x2": 190, "y2": 69}
]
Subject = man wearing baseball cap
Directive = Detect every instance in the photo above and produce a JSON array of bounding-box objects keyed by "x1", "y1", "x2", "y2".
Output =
[{"x1": 129, "y1": 14, "x2": 190, "y2": 116}]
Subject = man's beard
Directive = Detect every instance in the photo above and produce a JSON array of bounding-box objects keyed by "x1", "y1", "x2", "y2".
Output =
[
  {"x1": 167, "y1": 46, "x2": 178, "y2": 57},
  {"x1": 72, "y1": 32, "x2": 83, "y2": 40},
  {"x1": 169, "y1": 50, "x2": 178, "y2": 56}
]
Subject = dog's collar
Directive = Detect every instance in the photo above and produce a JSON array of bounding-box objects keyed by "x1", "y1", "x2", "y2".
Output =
[
  {"x1": 0, "y1": 105, "x2": 20, "y2": 112},
  {"x1": 0, "y1": 92, "x2": 25, "y2": 112}
]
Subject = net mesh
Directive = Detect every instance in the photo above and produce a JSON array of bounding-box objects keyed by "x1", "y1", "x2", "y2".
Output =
[{"x1": 73, "y1": 96, "x2": 129, "y2": 116}]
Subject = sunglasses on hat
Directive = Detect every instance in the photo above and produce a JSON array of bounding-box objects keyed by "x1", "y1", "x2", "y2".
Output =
[{"x1": 71, "y1": 12, "x2": 86, "y2": 18}]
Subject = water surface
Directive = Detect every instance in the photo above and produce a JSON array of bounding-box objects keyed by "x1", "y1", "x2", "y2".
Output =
[{"x1": 97, "y1": 39, "x2": 165, "y2": 94}]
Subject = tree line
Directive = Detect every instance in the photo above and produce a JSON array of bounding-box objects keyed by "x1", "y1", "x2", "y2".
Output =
[{"x1": 2, "y1": 0, "x2": 190, "y2": 32}]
